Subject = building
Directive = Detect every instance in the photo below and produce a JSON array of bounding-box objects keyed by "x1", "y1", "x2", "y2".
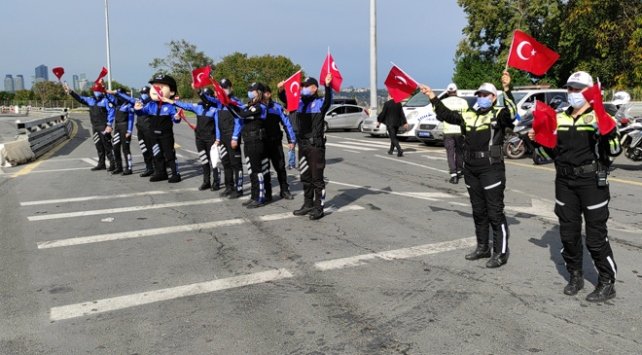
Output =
[
  {"x1": 14, "y1": 75, "x2": 25, "y2": 91},
  {"x1": 35, "y1": 64, "x2": 48, "y2": 82},
  {"x1": 72, "y1": 75, "x2": 80, "y2": 91},
  {"x1": 4, "y1": 75, "x2": 15, "y2": 93}
]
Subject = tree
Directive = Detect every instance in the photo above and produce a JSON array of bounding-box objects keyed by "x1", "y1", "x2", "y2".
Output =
[
  {"x1": 13, "y1": 90, "x2": 34, "y2": 102},
  {"x1": 0, "y1": 91, "x2": 15, "y2": 105},
  {"x1": 32, "y1": 81, "x2": 66, "y2": 105},
  {"x1": 149, "y1": 39, "x2": 214, "y2": 99}
]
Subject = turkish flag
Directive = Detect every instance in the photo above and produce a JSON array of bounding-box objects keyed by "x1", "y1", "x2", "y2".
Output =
[
  {"x1": 52, "y1": 67, "x2": 65, "y2": 81},
  {"x1": 583, "y1": 84, "x2": 617, "y2": 135},
  {"x1": 192, "y1": 66, "x2": 213, "y2": 89},
  {"x1": 95, "y1": 67, "x2": 108, "y2": 82},
  {"x1": 384, "y1": 65, "x2": 418, "y2": 103},
  {"x1": 211, "y1": 78, "x2": 231, "y2": 106},
  {"x1": 532, "y1": 100, "x2": 558, "y2": 148},
  {"x1": 90, "y1": 81, "x2": 106, "y2": 93},
  {"x1": 283, "y1": 71, "x2": 302, "y2": 112},
  {"x1": 320, "y1": 53, "x2": 343, "y2": 92},
  {"x1": 507, "y1": 30, "x2": 559, "y2": 76}
]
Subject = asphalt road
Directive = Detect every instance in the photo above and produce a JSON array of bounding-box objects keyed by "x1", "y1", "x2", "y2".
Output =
[{"x1": 1, "y1": 114, "x2": 641, "y2": 354}]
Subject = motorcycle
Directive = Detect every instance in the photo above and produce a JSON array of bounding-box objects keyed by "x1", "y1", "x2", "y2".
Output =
[{"x1": 619, "y1": 117, "x2": 642, "y2": 162}]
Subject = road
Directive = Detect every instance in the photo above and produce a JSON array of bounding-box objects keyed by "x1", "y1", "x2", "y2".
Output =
[{"x1": 1, "y1": 114, "x2": 641, "y2": 354}]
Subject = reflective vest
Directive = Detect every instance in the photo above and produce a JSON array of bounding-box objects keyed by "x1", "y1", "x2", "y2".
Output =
[
  {"x1": 555, "y1": 111, "x2": 599, "y2": 167},
  {"x1": 441, "y1": 96, "x2": 469, "y2": 135}
]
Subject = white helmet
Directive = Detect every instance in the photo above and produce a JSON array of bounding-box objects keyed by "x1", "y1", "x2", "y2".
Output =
[{"x1": 611, "y1": 91, "x2": 631, "y2": 106}]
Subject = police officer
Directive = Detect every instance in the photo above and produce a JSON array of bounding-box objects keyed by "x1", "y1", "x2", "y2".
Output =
[
  {"x1": 134, "y1": 74, "x2": 182, "y2": 183},
  {"x1": 113, "y1": 87, "x2": 156, "y2": 177},
  {"x1": 161, "y1": 88, "x2": 221, "y2": 190},
  {"x1": 235, "y1": 82, "x2": 270, "y2": 208},
  {"x1": 440, "y1": 83, "x2": 469, "y2": 184},
  {"x1": 205, "y1": 79, "x2": 244, "y2": 198},
  {"x1": 278, "y1": 74, "x2": 333, "y2": 220},
  {"x1": 420, "y1": 71, "x2": 517, "y2": 268},
  {"x1": 529, "y1": 71, "x2": 621, "y2": 302},
  {"x1": 108, "y1": 91, "x2": 135, "y2": 175},
  {"x1": 64, "y1": 82, "x2": 116, "y2": 171},
  {"x1": 263, "y1": 85, "x2": 296, "y2": 200}
]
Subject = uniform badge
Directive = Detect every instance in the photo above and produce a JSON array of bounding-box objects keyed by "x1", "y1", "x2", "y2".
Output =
[
  {"x1": 163, "y1": 107, "x2": 168, "y2": 112},
  {"x1": 583, "y1": 115, "x2": 593, "y2": 124}
]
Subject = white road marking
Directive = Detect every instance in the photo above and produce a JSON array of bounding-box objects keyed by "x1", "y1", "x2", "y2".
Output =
[
  {"x1": 326, "y1": 143, "x2": 376, "y2": 151},
  {"x1": 81, "y1": 158, "x2": 96, "y2": 166},
  {"x1": 28, "y1": 198, "x2": 224, "y2": 221},
  {"x1": 175, "y1": 153, "x2": 185, "y2": 158},
  {"x1": 17, "y1": 167, "x2": 90, "y2": 174},
  {"x1": 180, "y1": 148, "x2": 200, "y2": 156},
  {"x1": 374, "y1": 154, "x2": 449, "y2": 174},
  {"x1": 37, "y1": 205, "x2": 365, "y2": 249},
  {"x1": 422, "y1": 155, "x2": 447, "y2": 161},
  {"x1": 314, "y1": 237, "x2": 476, "y2": 271},
  {"x1": 344, "y1": 150, "x2": 361, "y2": 154},
  {"x1": 338, "y1": 141, "x2": 387, "y2": 148},
  {"x1": 329, "y1": 180, "x2": 456, "y2": 201},
  {"x1": 49, "y1": 268, "x2": 295, "y2": 321},
  {"x1": 21, "y1": 188, "x2": 199, "y2": 206},
  {"x1": 325, "y1": 135, "x2": 390, "y2": 146}
]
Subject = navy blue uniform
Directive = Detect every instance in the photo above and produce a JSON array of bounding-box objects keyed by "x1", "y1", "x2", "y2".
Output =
[
  {"x1": 69, "y1": 91, "x2": 116, "y2": 170},
  {"x1": 109, "y1": 96, "x2": 135, "y2": 174},
  {"x1": 265, "y1": 100, "x2": 296, "y2": 197},
  {"x1": 135, "y1": 101, "x2": 181, "y2": 181},
  {"x1": 117, "y1": 92, "x2": 155, "y2": 176},
  {"x1": 236, "y1": 103, "x2": 270, "y2": 205},
  {"x1": 207, "y1": 95, "x2": 244, "y2": 197}
]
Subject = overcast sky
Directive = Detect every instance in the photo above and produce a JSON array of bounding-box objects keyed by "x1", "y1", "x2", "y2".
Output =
[{"x1": 1, "y1": 0, "x2": 467, "y2": 90}]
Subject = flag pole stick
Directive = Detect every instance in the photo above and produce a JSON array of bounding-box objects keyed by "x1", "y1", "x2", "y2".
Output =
[
  {"x1": 327, "y1": 46, "x2": 331, "y2": 73},
  {"x1": 505, "y1": 30, "x2": 516, "y2": 71}
]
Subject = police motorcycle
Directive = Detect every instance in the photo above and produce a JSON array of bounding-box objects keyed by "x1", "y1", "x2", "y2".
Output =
[
  {"x1": 503, "y1": 97, "x2": 568, "y2": 163},
  {"x1": 619, "y1": 117, "x2": 642, "y2": 162}
]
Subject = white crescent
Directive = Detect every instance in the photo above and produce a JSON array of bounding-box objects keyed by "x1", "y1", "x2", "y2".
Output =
[
  {"x1": 196, "y1": 72, "x2": 206, "y2": 83},
  {"x1": 394, "y1": 75, "x2": 408, "y2": 85},
  {"x1": 290, "y1": 82, "x2": 300, "y2": 96},
  {"x1": 516, "y1": 41, "x2": 533, "y2": 60},
  {"x1": 331, "y1": 61, "x2": 339, "y2": 71}
]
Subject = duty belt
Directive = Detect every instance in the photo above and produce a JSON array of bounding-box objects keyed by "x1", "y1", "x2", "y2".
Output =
[
  {"x1": 469, "y1": 150, "x2": 491, "y2": 159},
  {"x1": 558, "y1": 162, "x2": 598, "y2": 176}
]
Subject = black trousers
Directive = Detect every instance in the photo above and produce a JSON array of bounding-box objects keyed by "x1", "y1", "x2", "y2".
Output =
[
  {"x1": 265, "y1": 138, "x2": 289, "y2": 193},
  {"x1": 112, "y1": 125, "x2": 131, "y2": 171},
  {"x1": 243, "y1": 137, "x2": 270, "y2": 202},
  {"x1": 554, "y1": 173, "x2": 617, "y2": 283},
  {"x1": 136, "y1": 123, "x2": 154, "y2": 172},
  {"x1": 386, "y1": 125, "x2": 402, "y2": 153},
  {"x1": 444, "y1": 135, "x2": 463, "y2": 175},
  {"x1": 150, "y1": 130, "x2": 177, "y2": 177},
  {"x1": 91, "y1": 128, "x2": 114, "y2": 166},
  {"x1": 464, "y1": 163, "x2": 509, "y2": 254},
  {"x1": 195, "y1": 138, "x2": 220, "y2": 185},
  {"x1": 299, "y1": 140, "x2": 326, "y2": 208},
  {"x1": 219, "y1": 135, "x2": 243, "y2": 193}
]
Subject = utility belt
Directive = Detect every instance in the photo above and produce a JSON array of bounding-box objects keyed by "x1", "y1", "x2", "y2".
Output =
[
  {"x1": 298, "y1": 136, "x2": 326, "y2": 147},
  {"x1": 243, "y1": 128, "x2": 265, "y2": 141},
  {"x1": 465, "y1": 145, "x2": 503, "y2": 163},
  {"x1": 557, "y1": 161, "x2": 608, "y2": 187}
]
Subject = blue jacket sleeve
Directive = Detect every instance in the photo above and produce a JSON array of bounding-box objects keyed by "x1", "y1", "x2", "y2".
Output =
[
  {"x1": 127, "y1": 107, "x2": 135, "y2": 133},
  {"x1": 105, "y1": 100, "x2": 116, "y2": 126},
  {"x1": 278, "y1": 106, "x2": 296, "y2": 143},
  {"x1": 117, "y1": 92, "x2": 136, "y2": 105},
  {"x1": 232, "y1": 114, "x2": 243, "y2": 141},
  {"x1": 215, "y1": 111, "x2": 221, "y2": 141},
  {"x1": 69, "y1": 91, "x2": 91, "y2": 106},
  {"x1": 173, "y1": 100, "x2": 203, "y2": 115}
]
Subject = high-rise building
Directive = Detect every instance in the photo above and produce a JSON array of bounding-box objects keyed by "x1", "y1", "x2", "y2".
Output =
[
  {"x1": 14, "y1": 75, "x2": 25, "y2": 91},
  {"x1": 35, "y1": 64, "x2": 48, "y2": 82},
  {"x1": 72, "y1": 75, "x2": 80, "y2": 91},
  {"x1": 4, "y1": 75, "x2": 15, "y2": 93}
]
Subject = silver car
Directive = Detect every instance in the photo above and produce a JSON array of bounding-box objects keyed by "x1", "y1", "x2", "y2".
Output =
[{"x1": 325, "y1": 104, "x2": 369, "y2": 132}]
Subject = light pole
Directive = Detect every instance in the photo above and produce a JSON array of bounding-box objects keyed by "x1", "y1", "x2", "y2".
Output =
[
  {"x1": 369, "y1": 0, "x2": 377, "y2": 118},
  {"x1": 104, "y1": 0, "x2": 113, "y2": 90}
]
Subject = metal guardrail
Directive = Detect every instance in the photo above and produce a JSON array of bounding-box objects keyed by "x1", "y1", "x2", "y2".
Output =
[{"x1": 15, "y1": 108, "x2": 72, "y2": 159}]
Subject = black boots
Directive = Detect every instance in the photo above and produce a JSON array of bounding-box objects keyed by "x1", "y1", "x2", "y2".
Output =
[
  {"x1": 465, "y1": 245, "x2": 491, "y2": 260},
  {"x1": 199, "y1": 181, "x2": 211, "y2": 191},
  {"x1": 586, "y1": 282, "x2": 616, "y2": 302},
  {"x1": 280, "y1": 189, "x2": 294, "y2": 200},
  {"x1": 111, "y1": 162, "x2": 123, "y2": 175},
  {"x1": 485, "y1": 251, "x2": 509, "y2": 268},
  {"x1": 91, "y1": 164, "x2": 106, "y2": 171},
  {"x1": 308, "y1": 207, "x2": 324, "y2": 220},
  {"x1": 563, "y1": 270, "x2": 585, "y2": 296},
  {"x1": 140, "y1": 162, "x2": 154, "y2": 177},
  {"x1": 150, "y1": 173, "x2": 168, "y2": 182},
  {"x1": 293, "y1": 201, "x2": 314, "y2": 216}
]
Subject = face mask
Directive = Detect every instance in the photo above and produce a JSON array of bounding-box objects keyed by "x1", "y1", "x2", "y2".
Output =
[
  {"x1": 301, "y1": 87, "x2": 312, "y2": 96},
  {"x1": 93, "y1": 91, "x2": 104, "y2": 99},
  {"x1": 568, "y1": 92, "x2": 586, "y2": 109},
  {"x1": 247, "y1": 91, "x2": 256, "y2": 99},
  {"x1": 476, "y1": 96, "x2": 492, "y2": 110},
  {"x1": 140, "y1": 94, "x2": 150, "y2": 102}
]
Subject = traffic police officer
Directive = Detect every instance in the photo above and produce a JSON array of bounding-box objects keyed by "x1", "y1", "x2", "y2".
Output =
[
  {"x1": 440, "y1": 83, "x2": 469, "y2": 184},
  {"x1": 114, "y1": 87, "x2": 155, "y2": 177},
  {"x1": 278, "y1": 74, "x2": 333, "y2": 220},
  {"x1": 530, "y1": 71, "x2": 621, "y2": 302},
  {"x1": 421, "y1": 71, "x2": 517, "y2": 267},
  {"x1": 134, "y1": 74, "x2": 182, "y2": 183},
  {"x1": 64, "y1": 82, "x2": 116, "y2": 171},
  {"x1": 263, "y1": 86, "x2": 296, "y2": 200},
  {"x1": 108, "y1": 91, "x2": 135, "y2": 175},
  {"x1": 162, "y1": 88, "x2": 221, "y2": 190}
]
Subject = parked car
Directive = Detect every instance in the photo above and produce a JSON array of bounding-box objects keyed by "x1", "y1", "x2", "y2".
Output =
[
  {"x1": 361, "y1": 116, "x2": 388, "y2": 137},
  {"x1": 398, "y1": 91, "x2": 445, "y2": 141},
  {"x1": 413, "y1": 90, "x2": 482, "y2": 145},
  {"x1": 324, "y1": 103, "x2": 369, "y2": 131},
  {"x1": 511, "y1": 89, "x2": 568, "y2": 119}
]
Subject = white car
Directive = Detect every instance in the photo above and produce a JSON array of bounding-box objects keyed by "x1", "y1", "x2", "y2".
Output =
[
  {"x1": 511, "y1": 89, "x2": 568, "y2": 119},
  {"x1": 324, "y1": 104, "x2": 369, "y2": 131},
  {"x1": 361, "y1": 117, "x2": 388, "y2": 137},
  {"x1": 398, "y1": 92, "x2": 439, "y2": 141}
]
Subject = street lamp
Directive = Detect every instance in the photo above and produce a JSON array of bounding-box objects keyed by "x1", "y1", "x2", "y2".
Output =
[
  {"x1": 104, "y1": 0, "x2": 113, "y2": 90},
  {"x1": 369, "y1": 0, "x2": 377, "y2": 118}
]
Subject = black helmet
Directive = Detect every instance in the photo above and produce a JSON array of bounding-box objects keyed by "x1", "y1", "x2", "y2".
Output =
[
  {"x1": 219, "y1": 78, "x2": 232, "y2": 89},
  {"x1": 149, "y1": 74, "x2": 177, "y2": 93},
  {"x1": 200, "y1": 88, "x2": 214, "y2": 96},
  {"x1": 248, "y1": 82, "x2": 266, "y2": 92},
  {"x1": 139, "y1": 86, "x2": 150, "y2": 95},
  {"x1": 302, "y1": 77, "x2": 319, "y2": 87},
  {"x1": 264, "y1": 85, "x2": 272, "y2": 93}
]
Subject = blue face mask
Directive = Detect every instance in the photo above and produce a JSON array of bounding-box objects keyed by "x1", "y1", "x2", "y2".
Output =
[
  {"x1": 140, "y1": 94, "x2": 150, "y2": 102},
  {"x1": 93, "y1": 91, "x2": 104, "y2": 99},
  {"x1": 247, "y1": 91, "x2": 256, "y2": 99},
  {"x1": 301, "y1": 87, "x2": 312, "y2": 96},
  {"x1": 476, "y1": 96, "x2": 492, "y2": 109}
]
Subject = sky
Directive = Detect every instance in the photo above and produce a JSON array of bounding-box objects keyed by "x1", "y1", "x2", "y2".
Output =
[{"x1": 0, "y1": 0, "x2": 467, "y2": 91}]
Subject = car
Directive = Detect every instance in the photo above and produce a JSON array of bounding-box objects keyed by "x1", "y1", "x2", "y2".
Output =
[
  {"x1": 413, "y1": 90, "x2": 482, "y2": 145},
  {"x1": 511, "y1": 89, "x2": 568, "y2": 118},
  {"x1": 361, "y1": 116, "x2": 388, "y2": 137},
  {"x1": 398, "y1": 90, "x2": 446, "y2": 141},
  {"x1": 324, "y1": 103, "x2": 369, "y2": 131}
]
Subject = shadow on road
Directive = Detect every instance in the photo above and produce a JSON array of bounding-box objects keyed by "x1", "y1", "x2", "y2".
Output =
[
  {"x1": 324, "y1": 185, "x2": 388, "y2": 210},
  {"x1": 611, "y1": 162, "x2": 642, "y2": 171}
]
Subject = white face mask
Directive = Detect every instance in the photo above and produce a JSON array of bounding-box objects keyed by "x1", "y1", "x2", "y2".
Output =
[{"x1": 568, "y1": 92, "x2": 586, "y2": 109}]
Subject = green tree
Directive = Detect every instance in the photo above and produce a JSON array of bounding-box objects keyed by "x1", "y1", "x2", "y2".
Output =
[
  {"x1": 0, "y1": 91, "x2": 15, "y2": 104},
  {"x1": 13, "y1": 90, "x2": 34, "y2": 103},
  {"x1": 149, "y1": 39, "x2": 214, "y2": 99},
  {"x1": 32, "y1": 81, "x2": 66, "y2": 105}
]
